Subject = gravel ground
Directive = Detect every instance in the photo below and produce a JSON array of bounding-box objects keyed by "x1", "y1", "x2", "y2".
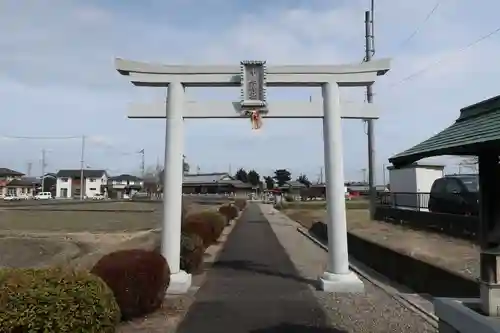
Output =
[{"x1": 260, "y1": 204, "x2": 437, "y2": 333}]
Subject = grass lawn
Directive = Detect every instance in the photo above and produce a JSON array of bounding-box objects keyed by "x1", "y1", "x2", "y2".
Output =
[
  {"x1": 280, "y1": 198, "x2": 369, "y2": 210},
  {"x1": 282, "y1": 206, "x2": 480, "y2": 279},
  {"x1": 0, "y1": 201, "x2": 221, "y2": 268}
]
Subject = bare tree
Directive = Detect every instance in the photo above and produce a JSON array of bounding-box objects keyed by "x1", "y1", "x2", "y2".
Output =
[{"x1": 459, "y1": 156, "x2": 478, "y2": 173}]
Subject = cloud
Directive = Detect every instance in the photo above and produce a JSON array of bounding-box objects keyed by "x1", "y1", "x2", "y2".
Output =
[{"x1": 1, "y1": 0, "x2": 500, "y2": 180}]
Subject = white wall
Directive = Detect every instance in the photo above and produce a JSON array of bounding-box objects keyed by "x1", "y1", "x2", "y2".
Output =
[
  {"x1": 415, "y1": 168, "x2": 444, "y2": 193},
  {"x1": 56, "y1": 173, "x2": 108, "y2": 198},
  {"x1": 389, "y1": 168, "x2": 416, "y2": 193},
  {"x1": 85, "y1": 174, "x2": 108, "y2": 197},
  {"x1": 389, "y1": 166, "x2": 444, "y2": 210},
  {"x1": 56, "y1": 178, "x2": 72, "y2": 198},
  {"x1": 111, "y1": 179, "x2": 144, "y2": 189}
]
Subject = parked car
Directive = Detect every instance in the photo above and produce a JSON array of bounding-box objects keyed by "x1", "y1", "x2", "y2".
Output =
[
  {"x1": 34, "y1": 192, "x2": 52, "y2": 200},
  {"x1": 92, "y1": 193, "x2": 105, "y2": 200},
  {"x1": 428, "y1": 175, "x2": 479, "y2": 215},
  {"x1": 3, "y1": 194, "x2": 20, "y2": 201},
  {"x1": 131, "y1": 192, "x2": 150, "y2": 201}
]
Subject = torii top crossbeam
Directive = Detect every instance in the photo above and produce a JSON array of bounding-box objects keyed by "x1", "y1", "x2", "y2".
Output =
[{"x1": 115, "y1": 58, "x2": 390, "y2": 87}]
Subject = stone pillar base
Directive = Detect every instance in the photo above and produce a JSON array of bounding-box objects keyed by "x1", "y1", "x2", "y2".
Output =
[
  {"x1": 434, "y1": 298, "x2": 500, "y2": 333},
  {"x1": 319, "y1": 271, "x2": 364, "y2": 293},
  {"x1": 166, "y1": 270, "x2": 192, "y2": 295}
]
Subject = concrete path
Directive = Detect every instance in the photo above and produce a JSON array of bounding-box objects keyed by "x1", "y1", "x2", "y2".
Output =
[
  {"x1": 176, "y1": 203, "x2": 339, "y2": 333},
  {"x1": 177, "y1": 203, "x2": 436, "y2": 332}
]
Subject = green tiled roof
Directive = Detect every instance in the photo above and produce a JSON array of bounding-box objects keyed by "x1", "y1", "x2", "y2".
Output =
[{"x1": 389, "y1": 94, "x2": 500, "y2": 166}]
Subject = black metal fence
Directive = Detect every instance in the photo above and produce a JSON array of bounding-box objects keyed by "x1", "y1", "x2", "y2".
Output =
[
  {"x1": 377, "y1": 192, "x2": 431, "y2": 211},
  {"x1": 375, "y1": 191, "x2": 478, "y2": 241}
]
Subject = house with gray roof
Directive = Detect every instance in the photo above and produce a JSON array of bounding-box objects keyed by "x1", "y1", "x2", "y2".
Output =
[
  {"x1": 142, "y1": 171, "x2": 253, "y2": 196},
  {"x1": 181, "y1": 172, "x2": 252, "y2": 195},
  {"x1": 107, "y1": 174, "x2": 144, "y2": 198},
  {"x1": 56, "y1": 169, "x2": 108, "y2": 198}
]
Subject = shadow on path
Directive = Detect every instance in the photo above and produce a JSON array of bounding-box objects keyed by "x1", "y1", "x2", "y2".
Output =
[
  {"x1": 213, "y1": 259, "x2": 319, "y2": 288},
  {"x1": 250, "y1": 323, "x2": 347, "y2": 333},
  {"x1": 176, "y1": 203, "x2": 344, "y2": 333}
]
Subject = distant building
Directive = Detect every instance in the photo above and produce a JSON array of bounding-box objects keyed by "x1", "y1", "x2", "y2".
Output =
[
  {"x1": 107, "y1": 174, "x2": 144, "y2": 199},
  {"x1": 56, "y1": 169, "x2": 108, "y2": 198},
  {"x1": 0, "y1": 168, "x2": 39, "y2": 197},
  {"x1": 182, "y1": 173, "x2": 252, "y2": 196}
]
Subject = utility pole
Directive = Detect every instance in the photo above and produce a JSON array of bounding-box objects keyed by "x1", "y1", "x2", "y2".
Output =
[
  {"x1": 140, "y1": 149, "x2": 145, "y2": 178},
  {"x1": 319, "y1": 166, "x2": 324, "y2": 184},
  {"x1": 80, "y1": 135, "x2": 85, "y2": 200},
  {"x1": 41, "y1": 149, "x2": 47, "y2": 192},
  {"x1": 27, "y1": 162, "x2": 32, "y2": 177},
  {"x1": 365, "y1": 5, "x2": 377, "y2": 219}
]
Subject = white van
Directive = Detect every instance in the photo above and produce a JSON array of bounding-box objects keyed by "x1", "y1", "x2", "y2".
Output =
[{"x1": 34, "y1": 192, "x2": 52, "y2": 200}]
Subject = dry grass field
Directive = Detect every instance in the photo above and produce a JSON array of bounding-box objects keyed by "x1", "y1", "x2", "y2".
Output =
[
  {"x1": 283, "y1": 207, "x2": 480, "y2": 279},
  {"x1": 0, "y1": 201, "x2": 218, "y2": 269}
]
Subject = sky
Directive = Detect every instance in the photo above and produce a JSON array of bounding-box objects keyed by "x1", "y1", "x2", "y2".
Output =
[{"x1": 1, "y1": 0, "x2": 500, "y2": 183}]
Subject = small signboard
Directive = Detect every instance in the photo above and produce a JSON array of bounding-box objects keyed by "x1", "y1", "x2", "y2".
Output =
[{"x1": 240, "y1": 60, "x2": 267, "y2": 111}]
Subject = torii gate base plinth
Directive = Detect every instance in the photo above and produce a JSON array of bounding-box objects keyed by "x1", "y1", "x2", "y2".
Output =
[{"x1": 115, "y1": 58, "x2": 391, "y2": 294}]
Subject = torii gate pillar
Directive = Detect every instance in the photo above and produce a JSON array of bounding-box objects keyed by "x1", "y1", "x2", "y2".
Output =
[{"x1": 115, "y1": 58, "x2": 391, "y2": 294}]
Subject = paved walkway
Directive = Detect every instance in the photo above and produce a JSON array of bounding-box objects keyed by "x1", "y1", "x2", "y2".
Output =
[{"x1": 176, "y1": 204, "x2": 339, "y2": 333}]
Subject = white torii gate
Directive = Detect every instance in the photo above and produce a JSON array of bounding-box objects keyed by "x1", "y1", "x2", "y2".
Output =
[{"x1": 115, "y1": 58, "x2": 391, "y2": 294}]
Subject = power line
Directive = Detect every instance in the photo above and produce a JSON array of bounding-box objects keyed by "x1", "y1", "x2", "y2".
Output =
[
  {"x1": 0, "y1": 135, "x2": 81, "y2": 140},
  {"x1": 369, "y1": 24, "x2": 500, "y2": 98},
  {"x1": 393, "y1": 1, "x2": 442, "y2": 53},
  {"x1": 388, "y1": 25, "x2": 500, "y2": 89},
  {"x1": 0, "y1": 134, "x2": 140, "y2": 157}
]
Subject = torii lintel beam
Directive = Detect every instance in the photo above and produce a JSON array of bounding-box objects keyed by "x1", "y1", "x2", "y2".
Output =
[{"x1": 127, "y1": 101, "x2": 379, "y2": 119}]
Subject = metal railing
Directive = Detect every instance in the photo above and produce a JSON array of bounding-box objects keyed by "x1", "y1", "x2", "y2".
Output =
[
  {"x1": 378, "y1": 192, "x2": 430, "y2": 211},
  {"x1": 376, "y1": 191, "x2": 479, "y2": 241}
]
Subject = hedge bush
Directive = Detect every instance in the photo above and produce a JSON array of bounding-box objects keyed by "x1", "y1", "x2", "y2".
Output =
[
  {"x1": 182, "y1": 214, "x2": 214, "y2": 247},
  {"x1": 234, "y1": 198, "x2": 247, "y2": 210},
  {"x1": 218, "y1": 204, "x2": 239, "y2": 224},
  {"x1": 180, "y1": 232, "x2": 205, "y2": 274},
  {"x1": 199, "y1": 211, "x2": 226, "y2": 242},
  {"x1": 91, "y1": 249, "x2": 170, "y2": 321},
  {"x1": 0, "y1": 267, "x2": 120, "y2": 332},
  {"x1": 183, "y1": 211, "x2": 226, "y2": 245}
]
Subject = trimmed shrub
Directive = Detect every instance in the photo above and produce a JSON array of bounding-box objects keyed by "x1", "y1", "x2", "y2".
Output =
[
  {"x1": 183, "y1": 211, "x2": 226, "y2": 245},
  {"x1": 234, "y1": 198, "x2": 247, "y2": 210},
  {"x1": 180, "y1": 232, "x2": 205, "y2": 274},
  {"x1": 91, "y1": 249, "x2": 170, "y2": 321},
  {"x1": 284, "y1": 195, "x2": 295, "y2": 202},
  {"x1": 0, "y1": 267, "x2": 120, "y2": 332},
  {"x1": 198, "y1": 211, "x2": 226, "y2": 241},
  {"x1": 218, "y1": 204, "x2": 239, "y2": 225},
  {"x1": 182, "y1": 214, "x2": 214, "y2": 247}
]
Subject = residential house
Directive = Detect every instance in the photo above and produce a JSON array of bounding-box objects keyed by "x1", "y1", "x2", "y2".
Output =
[
  {"x1": 279, "y1": 180, "x2": 307, "y2": 197},
  {"x1": 40, "y1": 173, "x2": 57, "y2": 196},
  {"x1": 107, "y1": 174, "x2": 143, "y2": 199},
  {"x1": 150, "y1": 171, "x2": 253, "y2": 196},
  {"x1": 181, "y1": 173, "x2": 252, "y2": 196},
  {"x1": 56, "y1": 169, "x2": 108, "y2": 198},
  {"x1": 0, "y1": 168, "x2": 26, "y2": 197}
]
